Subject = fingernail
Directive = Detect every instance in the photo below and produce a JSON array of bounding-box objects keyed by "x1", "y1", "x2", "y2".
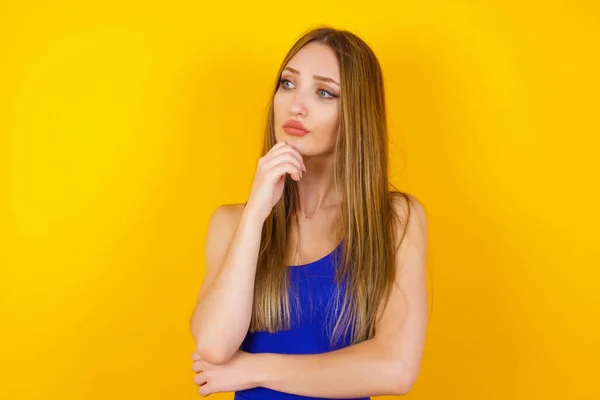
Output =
[{"x1": 302, "y1": 165, "x2": 307, "y2": 172}]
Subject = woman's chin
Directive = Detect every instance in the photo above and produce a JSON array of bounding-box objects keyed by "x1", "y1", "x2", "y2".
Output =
[{"x1": 287, "y1": 141, "x2": 305, "y2": 154}]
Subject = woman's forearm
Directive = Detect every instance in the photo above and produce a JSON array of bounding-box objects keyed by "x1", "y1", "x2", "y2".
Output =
[
  {"x1": 255, "y1": 338, "x2": 407, "y2": 398},
  {"x1": 192, "y1": 208, "x2": 264, "y2": 364}
]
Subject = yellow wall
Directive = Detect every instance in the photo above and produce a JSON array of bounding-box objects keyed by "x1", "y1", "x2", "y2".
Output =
[{"x1": 1, "y1": 1, "x2": 598, "y2": 399}]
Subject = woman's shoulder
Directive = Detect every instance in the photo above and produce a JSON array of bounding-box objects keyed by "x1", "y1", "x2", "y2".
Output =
[
  {"x1": 203, "y1": 202, "x2": 248, "y2": 275},
  {"x1": 388, "y1": 191, "x2": 428, "y2": 256},
  {"x1": 208, "y1": 202, "x2": 247, "y2": 226},
  {"x1": 389, "y1": 190, "x2": 427, "y2": 219}
]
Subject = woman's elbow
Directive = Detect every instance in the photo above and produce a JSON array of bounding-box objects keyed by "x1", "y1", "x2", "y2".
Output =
[
  {"x1": 392, "y1": 365, "x2": 419, "y2": 396},
  {"x1": 195, "y1": 343, "x2": 236, "y2": 365},
  {"x1": 393, "y1": 381, "x2": 412, "y2": 396}
]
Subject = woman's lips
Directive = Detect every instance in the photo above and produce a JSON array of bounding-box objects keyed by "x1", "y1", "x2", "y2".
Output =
[
  {"x1": 283, "y1": 120, "x2": 309, "y2": 136},
  {"x1": 283, "y1": 126, "x2": 308, "y2": 136}
]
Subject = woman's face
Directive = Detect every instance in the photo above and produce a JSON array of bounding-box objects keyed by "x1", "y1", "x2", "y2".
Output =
[{"x1": 273, "y1": 42, "x2": 340, "y2": 156}]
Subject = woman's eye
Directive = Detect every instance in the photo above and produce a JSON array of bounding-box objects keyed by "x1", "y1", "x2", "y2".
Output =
[
  {"x1": 280, "y1": 79, "x2": 294, "y2": 89},
  {"x1": 318, "y1": 89, "x2": 335, "y2": 99}
]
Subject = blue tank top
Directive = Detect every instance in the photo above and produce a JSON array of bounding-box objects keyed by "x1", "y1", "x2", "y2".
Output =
[{"x1": 234, "y1": 242, "x2": 370, "y2": 400}]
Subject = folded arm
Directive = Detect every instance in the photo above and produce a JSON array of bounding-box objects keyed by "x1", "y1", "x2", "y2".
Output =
[{"x1": 255, "y1": 195, "x2": 430, "y2": 397}]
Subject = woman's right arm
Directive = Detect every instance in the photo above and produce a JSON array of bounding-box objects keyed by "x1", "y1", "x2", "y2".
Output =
[
  {"x1": 189, "y1": 203, "x2": 265, "y2": 365},
  {"x1": 189, "y1": 141, "x2": 306, "y2": 365}
]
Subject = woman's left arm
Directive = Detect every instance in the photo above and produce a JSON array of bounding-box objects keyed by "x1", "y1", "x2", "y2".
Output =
[{"x1": 254, "y1": 195, "x2": 430, "y2": 398}]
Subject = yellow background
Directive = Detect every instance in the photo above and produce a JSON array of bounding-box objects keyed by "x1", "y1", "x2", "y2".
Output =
[{"x1": 1, "y1": 1, "x2": 598, "y2": 399}]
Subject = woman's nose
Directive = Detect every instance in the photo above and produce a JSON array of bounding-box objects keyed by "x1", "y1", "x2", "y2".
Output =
[{"x1": 289, "y1": 92, "x2": 308, "y2": 117}]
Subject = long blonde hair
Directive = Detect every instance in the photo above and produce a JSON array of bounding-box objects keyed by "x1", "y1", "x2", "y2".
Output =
[{"x1": 250, "y1": 26, "x2": 411, "y2": 346}]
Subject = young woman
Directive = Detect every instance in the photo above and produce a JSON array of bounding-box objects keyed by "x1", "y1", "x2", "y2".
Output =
[{"x1": 190, "y1": 26, "x2": 429, "y2": 399}]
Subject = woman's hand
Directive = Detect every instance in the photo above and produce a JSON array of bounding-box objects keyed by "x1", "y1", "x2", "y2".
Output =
[
  {"x1": 245, "y1": 141, "x2": 306, "y2": 223},
  {"x1": 191, "y1": 349, "x2": 260, "y2": 396}
]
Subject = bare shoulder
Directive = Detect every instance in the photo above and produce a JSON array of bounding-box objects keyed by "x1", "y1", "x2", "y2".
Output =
[
  {"x1": 205, "y1": 202, "x2": 247, "y2": 257},
  {"x1": 190, "y1": 203, "x2": 247, "y2": 333},
  {"x1": 390, "y1": 192, "x2": 427, "y2": 221},
  {"x1": 201, "y1": 203, "x2": 247, "y2": 289},
  {"x1": 207, "y1": 202, "x2": 247, "y2": 230},
  {"x1": 390, "y1": 192, "x2": 428, "y2": 257}
]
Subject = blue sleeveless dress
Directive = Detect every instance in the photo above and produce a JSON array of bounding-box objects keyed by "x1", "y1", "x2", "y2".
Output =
[{"x1": 234, "y1": 242, "x2": 370, "y2": 400}]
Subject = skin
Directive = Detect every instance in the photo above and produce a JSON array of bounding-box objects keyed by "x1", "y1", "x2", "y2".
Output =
[
  {"x1": 273, "y1": 41, "x2": 342, "y2": 219},
  {"x1": 191, "y1": 41, "x2": 429, "y2": 398}
]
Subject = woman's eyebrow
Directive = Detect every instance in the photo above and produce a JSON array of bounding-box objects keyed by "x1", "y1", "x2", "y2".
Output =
[{"x1": 283, "y1": 67, "x2": 340, "y2": 87}]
